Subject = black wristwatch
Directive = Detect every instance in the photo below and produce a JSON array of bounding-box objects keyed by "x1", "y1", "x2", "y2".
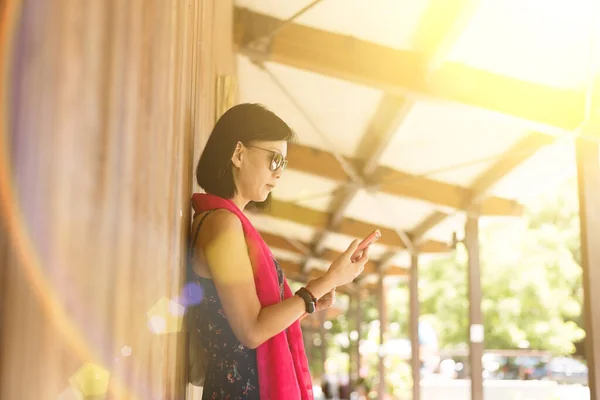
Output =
[{"x1": 295, "y1": 287, "x2": 317, "y2": 314}]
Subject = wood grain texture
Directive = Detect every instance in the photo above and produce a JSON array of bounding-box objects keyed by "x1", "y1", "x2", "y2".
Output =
[{"x1": 0, "y1": 0, "x2": 233, "y2": 399}]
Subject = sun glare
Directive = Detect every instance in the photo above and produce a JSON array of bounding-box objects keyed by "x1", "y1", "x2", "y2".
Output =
[{"x1": 447, "y1": 0, "x2": 600, "y2": 89}]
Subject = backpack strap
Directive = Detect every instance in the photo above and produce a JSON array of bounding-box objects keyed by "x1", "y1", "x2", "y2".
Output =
[
  {"x1": 185, "y1": 210, "x2": 215, "y2": 387},
  {"x1": 189, "y1": 210, "x2": 216, "y2": 260},
  {"x1": 187, "y1": 210, "x2": 216, "y2": 281}
]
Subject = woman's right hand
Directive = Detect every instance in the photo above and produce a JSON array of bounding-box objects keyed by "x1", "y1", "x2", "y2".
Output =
[{"x1": 325, "y1": 240, "x2": 370, "y2": 287}]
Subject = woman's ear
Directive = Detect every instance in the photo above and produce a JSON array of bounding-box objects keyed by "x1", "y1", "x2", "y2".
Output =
[{"x1": 231, "y1": 141, "x2": 244, "y2": 168}]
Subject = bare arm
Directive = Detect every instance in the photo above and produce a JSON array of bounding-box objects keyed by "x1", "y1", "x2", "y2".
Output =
[{"x1": 198, "y1": 210, "x2": 356, "y2": 349}]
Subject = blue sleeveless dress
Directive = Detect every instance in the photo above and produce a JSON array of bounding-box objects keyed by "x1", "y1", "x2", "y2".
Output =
[{"x1": 188, "y1": 211, "x2": 285, "y2": 399}]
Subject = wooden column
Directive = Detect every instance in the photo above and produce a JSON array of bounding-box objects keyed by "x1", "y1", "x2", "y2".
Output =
[
  {"x1": 320, "y1": 312, "x2": 328, "y2": 376},
  {"x1": 465, "y1": 216, "x2": 484, "y2": 400},
  {"x1": 348, "y1": 294, "x2": 357, "y2": 386},
  {"x1": 0, "y1": 1, "x2": 234, "y2": 399},
  {"x1": 576, "y1": 138, "x2": 600, "y2": 399},
  {"x1": 409, "y1": 253, "x2": 421, "y2": 400},
  {"x1": 354, "y1": 290, "x2": 363, "y2": 386},
  {"x1": 377, "y1": 272, "x2": 388, "y2": 400}
]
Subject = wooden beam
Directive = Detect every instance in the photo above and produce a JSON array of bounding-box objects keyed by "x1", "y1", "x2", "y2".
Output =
[
  {"x1": 363, "y1": 0, "x2": 481, "y2": 279},
  {"x1": 235, "y1": 8, "x2": 586, "y2": 130},
  {"x1": 411, "y1": 132, "x2": 555, "y2": 240},
  {"x1": 576, "y1": 138, "x2": 600, "y2": 399},
  {"x1": 355, "y1": 95, "x2": 412, "y2": 174},
  {"x1": 260, "y1": 199, "x2": 450, "y2": 252},
  {"x1": 258, "y1": 230, "x2": 308, "y2": 255},
  {"x1": 277, "y1": 260, "x2": 407, "y2": 295},
  {"x1": 309, "y1": 94, "x2": 412, "y2": 256},
  {"x1": 385, "y1": 265, "x2": 410, "y2": 277},
  {"x1": 372, "y1": 168, "x2": 524, "y2": 217},
  {"x1": 260, "y1": 230, "x2": 375, "y2": 269},
  {"x1": 469, "y1": 132, "x2": 556, "y2": 195},
  {"x1": 288, "y1": 144, "x2": 523, "y2": 216},
  {"x1": 287, "y1": 144, "x2": 348, "y2": 181},
  {"x1": 309, "y1": 185, "x2": 360, "y2": 257},
  {"x1": 259, "y1": 230, "x2": 409, "y2": 275},
  {"x1": 410, "y1": 211, "x2": 449, "y2": 240}
]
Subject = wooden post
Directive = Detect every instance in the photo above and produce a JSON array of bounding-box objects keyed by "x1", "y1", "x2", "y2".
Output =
[
  {"x1": 355, "y1": 289, "x2": 363, "y2": 386},
  {"x1": 377, "y1": 271, "x2": 387, "y2": 400},
  {"x1": 465, "y1": 216, "x2": 484, "y2": 400},
  {"x1": 409, "y1": 253, "x2": 420, "y2": 400},
  {"x1": 576, "y1": 138, "x2": 600, "y2": 399},
  {"x1": 320, "y1": 312, "x2": 328, "y2": 377},
  {"x1": 348, "y1": 294, "x2": 357, "y2": 386},
  {"x1": 0, "y1": 1, "x2": 234, "y2": 399}
]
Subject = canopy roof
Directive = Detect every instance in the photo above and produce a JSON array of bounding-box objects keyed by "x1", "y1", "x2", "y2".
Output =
[{"x1": 233, "y1": 0, "x2": 600, "y2": 289}]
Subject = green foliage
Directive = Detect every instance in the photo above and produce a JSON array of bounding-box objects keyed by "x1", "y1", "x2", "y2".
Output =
[
  {"x1": 308, "y1": 178, "x2": 586, "y2": 396},
  {"x1": 418, "y1": 178, "x2": 585, "y2": 354}
]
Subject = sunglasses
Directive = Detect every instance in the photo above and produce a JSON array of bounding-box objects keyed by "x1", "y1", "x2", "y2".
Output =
[{"x1": 245, "y1": 144, "x2": 288, "y2": 172}]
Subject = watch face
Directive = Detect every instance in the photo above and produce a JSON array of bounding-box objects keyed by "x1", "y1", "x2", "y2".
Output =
[{"x1": 307, "y1": 301, "x2": 316, "y2": 314}]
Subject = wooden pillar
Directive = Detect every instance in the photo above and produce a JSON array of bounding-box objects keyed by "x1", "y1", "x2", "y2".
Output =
[
  {"x1": 320, "y1": 312, "x2": 328, "y2": 376},
  {"x1": 0, "y1": 1, "x2": 234, "y2": 399},
  {"x1": 377, "y1": 271, "x2": 387, "y2": 400},
  {"x1": 409, "y1": 253, "x2": 420, "y2": 400},
  {"x1": 465, "y1": 216, "x2": 484, "y2": 400},
  {"x1": 576, "y1": 138, "x2": 600, "y2": 399},
  {"x1": 348, "y1": 294, "x2": 357, "y2": 386},
  {"x1": 354, "y1": 290, "x2": 363, "y2": 386}
]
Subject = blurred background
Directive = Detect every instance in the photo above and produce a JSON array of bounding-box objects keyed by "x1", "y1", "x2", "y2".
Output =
[{"x1": 1, "y1": 1, "x2": 599, "y2": 399}]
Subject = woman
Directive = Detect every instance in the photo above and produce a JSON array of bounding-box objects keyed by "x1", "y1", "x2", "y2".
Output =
[{"x1": 188, "y1": 103, "x2": 369, "y2": 400}]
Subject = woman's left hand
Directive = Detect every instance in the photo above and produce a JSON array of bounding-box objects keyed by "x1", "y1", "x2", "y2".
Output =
[{"x1": 316, "y1": 288, "x2": 336, "y2": 311}]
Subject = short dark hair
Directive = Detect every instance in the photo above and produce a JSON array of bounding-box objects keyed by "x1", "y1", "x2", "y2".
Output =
[{"x1": 196, "y1": 103, "x2": 295, "y2": 209}]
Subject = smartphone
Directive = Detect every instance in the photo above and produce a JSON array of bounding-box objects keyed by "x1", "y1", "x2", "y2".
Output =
[{"x1": 351, "y1": 229, "x2": 381, "y2": 262}]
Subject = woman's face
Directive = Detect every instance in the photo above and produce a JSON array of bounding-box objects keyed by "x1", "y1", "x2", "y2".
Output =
[{"x1": 231, "y1": 140, "x2": 287, "y2": 203}]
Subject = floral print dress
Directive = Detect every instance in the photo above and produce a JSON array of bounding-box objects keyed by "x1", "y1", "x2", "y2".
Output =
[{"x1": 190, "y1": 211, "x2": 285, "y2": 400}]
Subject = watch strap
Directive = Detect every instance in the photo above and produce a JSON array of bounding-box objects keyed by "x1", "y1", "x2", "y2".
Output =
[{"x1": 295, "y1": 287, "x2": 317, "y2": 314}]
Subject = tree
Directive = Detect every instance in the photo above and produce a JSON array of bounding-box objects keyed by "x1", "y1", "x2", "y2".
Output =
[{"x1": 418, "y1": 178, "x2": 585, "y2": 354}]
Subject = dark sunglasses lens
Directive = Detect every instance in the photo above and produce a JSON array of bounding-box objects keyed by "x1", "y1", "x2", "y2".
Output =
[{"x1": 271, "y1": 153, "x2": 283, "y2": 171}]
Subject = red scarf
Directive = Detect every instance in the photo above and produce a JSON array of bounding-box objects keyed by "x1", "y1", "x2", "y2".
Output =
[{"x1": 191, "y1": 193, "x2": 314, "y2": 400}]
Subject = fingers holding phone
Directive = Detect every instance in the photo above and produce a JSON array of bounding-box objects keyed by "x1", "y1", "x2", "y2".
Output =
[
  {"x1": 351, "y1": 229, "x2": 381, "y2": 262},
  {"x1": 354, "y1": 245, "x2": 369, "y2": 275},
  {"x1": 325, "y1": 230, "x2": 380, "y2": 287}
]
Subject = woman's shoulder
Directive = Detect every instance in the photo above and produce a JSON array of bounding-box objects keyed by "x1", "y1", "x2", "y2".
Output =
[{"x1": 194, "y1": 209, "x2": 243, "y2": 238}]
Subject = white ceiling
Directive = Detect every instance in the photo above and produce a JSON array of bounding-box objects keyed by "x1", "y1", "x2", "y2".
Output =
[{"x1": 235, "y1": 0, "x2": 592, "y2": 274}]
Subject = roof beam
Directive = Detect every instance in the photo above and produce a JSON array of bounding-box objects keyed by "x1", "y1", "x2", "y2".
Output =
[
  {"x1": 410, "y1": 211, "x2": 448, "y2": 240},
  {"x1": 307, "y1": 184, "x2": 360, "y2": 258},
  {"x1": 259, "y1": 230, "x2": 401, "y2": 271},
  {"x1": 376, "y1": 0, "x2": 482, "y2": 272},
  {"x1": 355, "y1": 95, "x2": 414, "y2": 175},
  {"x1": 277, "y1": 259, "x2": 408, "y2": 290},
  {"x1": 288, "y1": 143, "x2": 523, "y2": 216},
  {"x1": 258, "y1": 230, "x2": 381, "y2": 271},
  {"x1": 234, "y1": 7, "x2": 585, "y2": 131},
  {"x1": 470, "y1": 133, "x2": 556, "y2": 195},
  {"x1": 412, "y1": 132, "x2": 556, "y2": 241},
  {"x1": 251, "y1": 199, "x2": 450, "y2": 253},
  {"x1": 278, "y1": 260, "x2": 358, "y2": 295},
  {"x1": 308, "y1": 95, "x2": 413, "y2": 258}
]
